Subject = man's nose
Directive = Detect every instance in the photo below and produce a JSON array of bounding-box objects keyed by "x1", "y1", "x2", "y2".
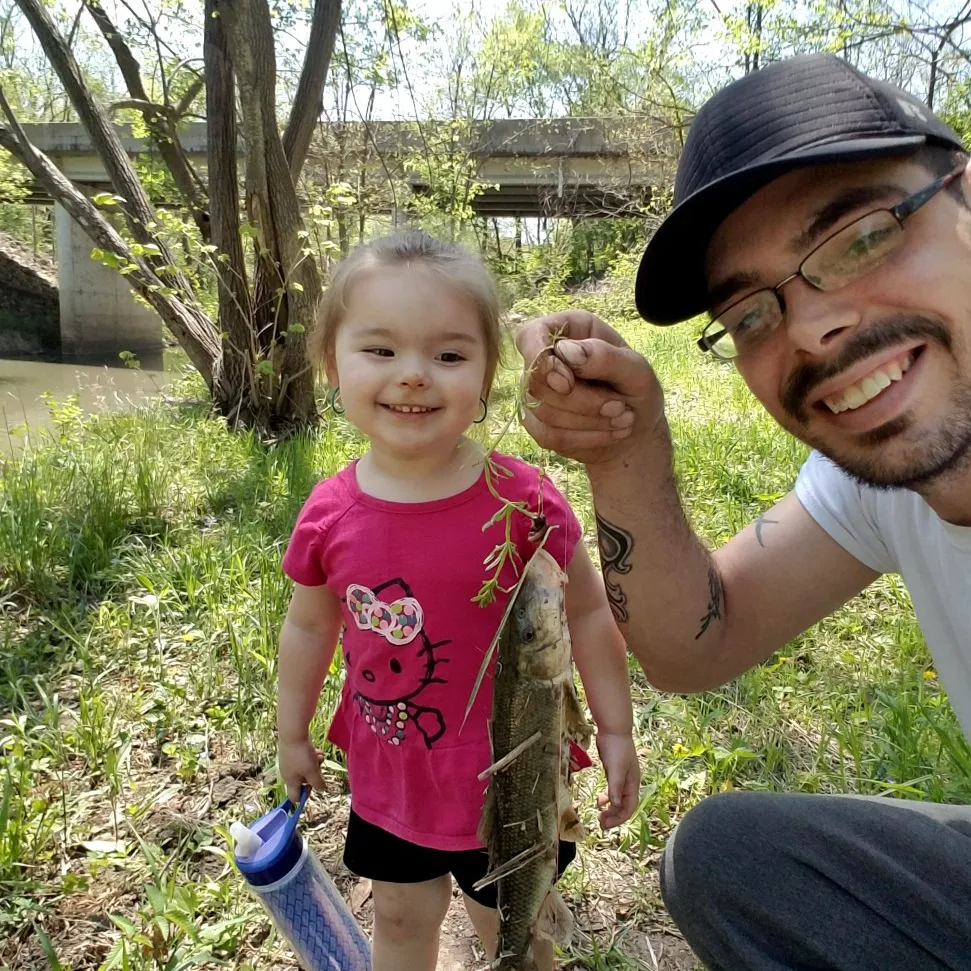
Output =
[{"x1": 782, "y1": 279, "x2": 862, "y2": 355}]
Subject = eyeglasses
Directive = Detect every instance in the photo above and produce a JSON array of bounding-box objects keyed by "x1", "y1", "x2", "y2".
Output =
[{"x1": 698, "y1": 161, "x2": 969, "y2": 361}]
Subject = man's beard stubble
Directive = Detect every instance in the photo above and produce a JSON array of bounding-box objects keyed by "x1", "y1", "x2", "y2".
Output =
[{"x1": 779, "y1": 314, "x2": 971, "y2": 490}]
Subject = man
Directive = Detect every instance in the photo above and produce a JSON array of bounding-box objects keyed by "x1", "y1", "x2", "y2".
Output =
[{"x1": 516, "y1": 53, "x2": 971, "y2": 970}]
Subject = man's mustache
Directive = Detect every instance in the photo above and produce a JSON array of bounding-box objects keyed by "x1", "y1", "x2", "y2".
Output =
[{"x1": 782, "y1": 316, "x2": 951, "y2": 420}]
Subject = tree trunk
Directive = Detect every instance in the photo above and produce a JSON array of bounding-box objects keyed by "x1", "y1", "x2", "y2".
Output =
[
  {"x1": 283, "y1": 0, "x2": 341, "y2": 179},
  {"x1": 223, "y1": 0, "x2": 321, "y2": 430},
  {"x1": 204, "y1": 0, "x2": 256, "y2": 424}
]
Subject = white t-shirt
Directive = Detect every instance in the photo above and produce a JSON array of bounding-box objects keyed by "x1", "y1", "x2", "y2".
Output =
[{"x1": 794, "y1": 450, "x2": 971, "y2": 740}]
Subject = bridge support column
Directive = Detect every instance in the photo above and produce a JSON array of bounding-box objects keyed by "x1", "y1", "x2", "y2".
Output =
[{"x1": 54, "y1": 202, "x2": 163, "y2": 359}]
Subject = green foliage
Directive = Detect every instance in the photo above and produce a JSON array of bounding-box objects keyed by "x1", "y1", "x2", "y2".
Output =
[
  {"x1": 404, "y1": 118, "x2": 495, "y2": 237},
  {"x1": 941, "y1": 78, "x2": 971, "y2": 149}
]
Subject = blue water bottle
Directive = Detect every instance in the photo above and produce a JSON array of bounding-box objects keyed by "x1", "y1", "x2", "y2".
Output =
[{"x1": 231, "y1": 787, "x2": 372, "y2": 971}]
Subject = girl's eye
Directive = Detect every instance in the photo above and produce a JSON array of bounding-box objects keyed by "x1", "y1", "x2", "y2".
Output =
[
  {"x1": 438, "y1": 352, "x2": 465, "y2": 363},
  {"x1": 365, "y1": 347, "x2": 393, "y2": 357}
]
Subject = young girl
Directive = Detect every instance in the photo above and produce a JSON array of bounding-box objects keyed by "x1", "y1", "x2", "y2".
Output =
[{"x1": 276, "y1": 230, "x2": 639, "y2": 971}]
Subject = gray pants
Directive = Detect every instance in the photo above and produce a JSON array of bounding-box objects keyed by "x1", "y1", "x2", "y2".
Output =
[{"x1": 660, "y1": 791, "x2": 971, "y2": 970}]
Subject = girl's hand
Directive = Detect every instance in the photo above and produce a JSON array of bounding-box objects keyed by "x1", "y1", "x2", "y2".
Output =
[
  {"x1": 595, "y1": 732, "x2": 641, "y2": 829},
  {"x1": 279, "y1": 738, "x2": 326, "y2": 804}
]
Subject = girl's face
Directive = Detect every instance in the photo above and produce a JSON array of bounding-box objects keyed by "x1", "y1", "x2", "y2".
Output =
[{"x1": 329, "y1": 264, "x2": 490, "y2": 461}]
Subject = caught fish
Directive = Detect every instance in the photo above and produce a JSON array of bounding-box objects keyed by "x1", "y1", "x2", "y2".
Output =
[{"x1": 475, "y1": 547, "x2": 593, "y2": 970}]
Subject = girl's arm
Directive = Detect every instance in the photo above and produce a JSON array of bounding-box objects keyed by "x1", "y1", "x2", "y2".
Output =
[
  {"x1": 277, "y1": 581, "x2": 343, "y2": 802},
  {"x1": 565, "y1": 539, "x2": 640, "y2": 829}
]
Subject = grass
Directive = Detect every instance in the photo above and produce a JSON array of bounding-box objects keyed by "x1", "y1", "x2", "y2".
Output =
[{"x1": 2, "y1": 252, "x2": 970, "y2": 970}]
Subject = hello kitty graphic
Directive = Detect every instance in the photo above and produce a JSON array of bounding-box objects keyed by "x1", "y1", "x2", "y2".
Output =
[{"x1": 342, "y1": 577, "x2": 449, "y2": 749}]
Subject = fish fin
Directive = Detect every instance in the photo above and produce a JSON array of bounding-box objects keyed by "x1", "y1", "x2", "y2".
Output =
[
  {"x1": 472, "y1": 840, "x2": 553, "y2": 891},
  {"x1": 558, "y1": 804, "x2": 584, "y2": 842},
  {"x1": 477, "y1": 783, "x2": 496, "y2": 847},
  {"x1": 533, "y1": 888, "x2": 574, "y2": 946},
  {"x1": 556, "y1": 775, "x2": 585, "y2": 842},
  {"x1": 563, "y1": 680, "x2": 593, "y2": 745}
]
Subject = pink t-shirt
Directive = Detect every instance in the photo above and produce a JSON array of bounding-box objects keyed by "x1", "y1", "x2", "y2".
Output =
[{"x1": 281, "y1": 453, "x2": 582, "y2": 851}]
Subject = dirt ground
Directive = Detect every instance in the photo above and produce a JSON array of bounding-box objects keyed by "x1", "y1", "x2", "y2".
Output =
[{"x1": 3, "y1": 751, "x2": 701, "y2": 971}]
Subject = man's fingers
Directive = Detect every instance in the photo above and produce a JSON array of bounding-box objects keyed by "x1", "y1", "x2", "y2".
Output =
[
  {"x1": 515, "y1": 310, "x2": 629, "y2": 376},
  {"x1": 526, "y1": 398, "x2": 633, "y2": 432},
  {"x1": 521, "y1": 410, "x2": 632, "y2": 455},
  {"x1": 524, "y1": 374, "x2": 628, "y2": 420},
  {"x1": 553, "y1": 339, "x2": 656, "y2": 400}
]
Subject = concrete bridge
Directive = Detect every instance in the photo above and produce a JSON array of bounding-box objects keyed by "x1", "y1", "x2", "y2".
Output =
[{"x1": 19, "y1": 118, "x2": 673, "y2": 358}]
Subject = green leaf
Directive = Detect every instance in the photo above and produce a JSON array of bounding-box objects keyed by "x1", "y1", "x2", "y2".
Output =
[
  {"x1": 109, "y1": 913, "x2": 139, "y2": 936},
  {"x1": 32, "y1": 924, "x2": 65, "y2": 971}
]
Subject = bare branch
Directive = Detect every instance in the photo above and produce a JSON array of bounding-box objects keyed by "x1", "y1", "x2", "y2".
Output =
[
  {"x1": 337, "y1": 19, "x2": 399, "y2": 211},
  {"x1": 108, "y1": 98, "x2": 170, "y2": 117},
  {"x1": 174, "y1": 76, "x2": 205, "y2": 119},
  {"x1": 81, "y1": 0, "x2": 211, "y2": 242},
  {"x1": 15, "y1": 0, "x2": 175, "y2": 262}
]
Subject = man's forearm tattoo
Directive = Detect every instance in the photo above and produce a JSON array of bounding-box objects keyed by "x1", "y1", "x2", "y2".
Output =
[
  {"x1": 755, "y1": 513, "x2": 778, "y2": 548},
  {"x1": 595, "y1": 512, "x2": 633, "y2": 624},
  {"x1": 695, "y1": 565, "x2": 723, "y2": 639}
]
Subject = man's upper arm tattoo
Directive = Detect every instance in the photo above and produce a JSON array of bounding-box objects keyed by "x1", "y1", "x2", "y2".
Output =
[
  {"x1": 695, "y1": 565, "x2": 723, "y2": 639},
  {"x1": 755, "y1": 513, "x2": 778, "y2": 548},
  {"x1": 595, "y1": 511, "x2": 633, "y2": 624}
]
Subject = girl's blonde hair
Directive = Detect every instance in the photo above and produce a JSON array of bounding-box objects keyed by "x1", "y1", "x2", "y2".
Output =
[{"x1": 308, "y1": 229, "x2": 503, "y2": 395}]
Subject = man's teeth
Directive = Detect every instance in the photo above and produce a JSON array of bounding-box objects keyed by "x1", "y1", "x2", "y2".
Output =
[{"x1": 823, "y1": 355, "x2": 912, "y2": 414}]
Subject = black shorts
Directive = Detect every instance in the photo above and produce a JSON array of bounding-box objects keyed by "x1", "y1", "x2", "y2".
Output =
[{"x1": 343, "y1": 809, "x2": 577, "y2": 908}]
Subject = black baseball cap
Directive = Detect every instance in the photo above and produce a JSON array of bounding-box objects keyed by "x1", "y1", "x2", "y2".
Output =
[{"x1": 636, "y1": 53, "x2": 967, "y2": 326}]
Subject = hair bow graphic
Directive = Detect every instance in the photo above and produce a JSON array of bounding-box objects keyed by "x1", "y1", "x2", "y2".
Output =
[{"x1": 346, "y1": 583, "x2": 424, "y2": 645}]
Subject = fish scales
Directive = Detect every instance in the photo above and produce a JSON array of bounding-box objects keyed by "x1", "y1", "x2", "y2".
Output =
[{"x1": 477, "y1": 548, "x2": 592, "y2": 970}]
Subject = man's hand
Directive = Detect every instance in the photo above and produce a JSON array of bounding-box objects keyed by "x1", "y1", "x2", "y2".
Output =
[
  {"x1": 514, "y1": 309, "x2": 664, "y2": 467},
  {"x1": 595, "y1": 732, "x2": 641, "y2": 829}
]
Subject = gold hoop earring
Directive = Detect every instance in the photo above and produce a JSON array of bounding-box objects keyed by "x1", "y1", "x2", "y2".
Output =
[
  {"x1": 474, "y1": 398, "x2": 487, "y2": 424},
  {"x1": 328, "y1": 387, "x2": 344, "y2": 415}
]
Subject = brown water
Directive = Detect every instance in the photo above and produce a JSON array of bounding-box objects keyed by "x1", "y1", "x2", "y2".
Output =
[{"x1": 0, "y1": 353, "x2": 176, "y2": 454}]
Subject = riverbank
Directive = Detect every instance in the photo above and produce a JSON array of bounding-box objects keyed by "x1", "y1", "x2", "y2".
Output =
[{"x1": 2, "y1": 262, "x2": 969, "y2": 970}]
